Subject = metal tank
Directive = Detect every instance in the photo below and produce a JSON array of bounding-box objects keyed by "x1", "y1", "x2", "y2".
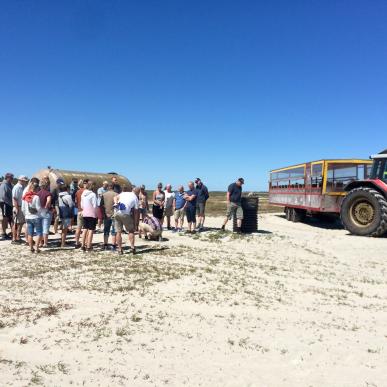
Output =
[{"x1": 32, "y1": 168, "x2": 131, "y2": 190}]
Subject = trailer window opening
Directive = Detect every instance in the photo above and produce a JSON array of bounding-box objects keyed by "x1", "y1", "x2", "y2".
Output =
[
  {"x1": 326, "y1": 163, "x2": 364, "y2": 192},
  {"x1": 270, "y1": 166, "x2": 305, "y2": 190},
  {"x1": 312, "y1": 164, "x2": 323, "y2": 188}
]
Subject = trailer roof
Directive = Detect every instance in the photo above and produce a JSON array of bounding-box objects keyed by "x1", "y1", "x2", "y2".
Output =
[{"x1": 270, "y1": 159, "x2": 371, "y2": 173}]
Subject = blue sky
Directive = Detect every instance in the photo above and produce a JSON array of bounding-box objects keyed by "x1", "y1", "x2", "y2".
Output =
[{"x1": 1, "y1": 0, "x2": 386, "y2": 191}]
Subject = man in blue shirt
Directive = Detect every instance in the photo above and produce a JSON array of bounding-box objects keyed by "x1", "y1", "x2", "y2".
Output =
[
  {"x1": 195, "y1": 178, "x2": 209, "y2": 232},
  {"x1": 184, "y1": 181, "x2": 198, "y2": 233},
  {"x1": 173, "y1": 185, "x2": 187, "y2": 232},
  {"x1": 221, "y1": 178, "x2": 244, "y2": 233}
]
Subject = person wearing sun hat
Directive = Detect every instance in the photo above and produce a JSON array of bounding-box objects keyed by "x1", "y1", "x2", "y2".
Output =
[{"x1": 11, "y1": 175, "x2": 29, "y2": 243}]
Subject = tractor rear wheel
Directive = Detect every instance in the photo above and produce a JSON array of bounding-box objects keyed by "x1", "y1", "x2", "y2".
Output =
[{"x1": 340, "y1": 187, "x2": 387, "y2": 237}]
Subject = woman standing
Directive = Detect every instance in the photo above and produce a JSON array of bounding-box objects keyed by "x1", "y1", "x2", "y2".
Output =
[
  {"x1": 152, "y1": 183, "x2": 165, "y2": 223},
  {"x1": 22, "y1": 182, "x2": 43, "y2": 253},
  {"x1": 80, "y1": 181, "x2": 97, "y2": 252}
]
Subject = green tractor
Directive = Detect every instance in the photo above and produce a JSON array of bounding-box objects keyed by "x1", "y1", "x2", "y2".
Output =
[{"x1": 340, "y1": 149, "x2": 387, "y2": 237}]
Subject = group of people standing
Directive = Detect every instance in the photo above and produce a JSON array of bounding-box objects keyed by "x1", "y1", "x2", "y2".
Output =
[{"x1": 0, "y1": 172, "x2": 235, "y2": 255}]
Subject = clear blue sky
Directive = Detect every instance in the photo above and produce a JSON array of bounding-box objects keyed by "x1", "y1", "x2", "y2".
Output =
[{"x1": 1, "y1": 0, "x2": 386, "y2": 191}]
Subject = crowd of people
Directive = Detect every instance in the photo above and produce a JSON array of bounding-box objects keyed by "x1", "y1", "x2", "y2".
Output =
[{"x1": 0, "y1": 173, "x2": 245, "y2": 255}]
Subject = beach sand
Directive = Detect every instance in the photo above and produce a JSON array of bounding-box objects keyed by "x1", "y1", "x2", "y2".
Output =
[{"x1": 0, "y1": 214, "x2": 386, "y2": 386}]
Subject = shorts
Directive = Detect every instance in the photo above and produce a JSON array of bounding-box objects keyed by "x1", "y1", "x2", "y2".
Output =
[
  {"x1": 40, "y1": 211, "x2": 52, "y2": 234},
  {"x1": 76, "y1": 212, "x2": 84, "y2": 229},
  {"x1": 26, "y1": 218, "x2": 43, "y2": 237},
  {"x1": 196, "y1": 202, "x2": 206, "y2": 216},
  {"x1": 61, "y1": 218, "x2": 71, "y2": 229},
  {"x1": 152, "y1": 205, "x2": 164, "y2": 220},
  {"x1": 174, "y1": 208, "x2": 185, "y2": 221},
  {"x1": 226, "y1": 202, "x2": 244, "y2": 220},
  {"x1": 139, "y1": 208, "x2": 148, "y2": 217},
  {"x1": 139, "y1": 222, "x2": 161, "y2": 239},
  {"x1": 164, "y1": 207, "x2": 173, "y2": 217},
  {"x1": 83, "y1": 217, "x2": 97, "y2": 231},
  {"x1": 114, "y1": 212, "x2": 135, "y2": 233},
  {"x1": 96, "y1": 206, "x2": 104, "y2": 221},
  {"x1": 0, "y1": 202, "x2": 13, "y2": 221},
  {"x1": 13, "y1": 209, "x2": 25, "y2": 225},
  {"x1": 103, "y1": 217, "x2": 116, "y2": 237},
  {"x1": 186, "y1": 206, "x2": 196, "y2": 223}
]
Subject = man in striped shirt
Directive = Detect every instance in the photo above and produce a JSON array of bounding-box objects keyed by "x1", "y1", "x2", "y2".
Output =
[{"x1": 139, "y1": 214, "x2": 162, "y2": 241}]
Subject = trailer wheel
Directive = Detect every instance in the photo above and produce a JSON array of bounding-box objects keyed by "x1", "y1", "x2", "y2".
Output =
[
  {"x1": 340, "y1": 187, "x2": 387, "y2": 237},
  {"x1": 285, "y1": 207, "x2": 291, "y2": 221},
  {"x1": 290, "y1": 208, "x2": 305, "y2": 223}
]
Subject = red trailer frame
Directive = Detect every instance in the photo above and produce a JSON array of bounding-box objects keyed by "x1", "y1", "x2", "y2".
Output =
[{"x1": 269, "y1": 159, "x2": 372, "y2": 214}]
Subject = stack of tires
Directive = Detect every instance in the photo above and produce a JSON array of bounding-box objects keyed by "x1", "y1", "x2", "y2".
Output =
[{"x1": 233, "y1": 196, "x2": 259, "y2": 233}]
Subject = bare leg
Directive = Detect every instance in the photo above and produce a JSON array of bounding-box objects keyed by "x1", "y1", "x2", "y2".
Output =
[
  {"x1": 87, "y1": 230, "x2": 93, "y2": 249},
  {"x1": 81, "y1": 229, "x2": 87, "y2": 248},
  {"x1": 75, "y1": 227, "x2": 82, "y2": 246},
  {"x1": 116, "y1": 232, "x2": 122, "y2": 251},
  {"x1": 128, "y1": 232, "x2": 135, "y2": 249},
  {"x1": 61, "y1": 228, "x2": 68, "y2": 247},
  {"x1": 2, "y1": 218, "x2": 8, "y2": 236},
  {"x1": 36, "y1": 236, "x2": 42, "y2": 252}
]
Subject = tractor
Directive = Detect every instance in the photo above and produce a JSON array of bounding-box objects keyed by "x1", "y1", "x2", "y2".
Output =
[{"x1": 341, "y1": 149, "x2": 387, "y2": 237}]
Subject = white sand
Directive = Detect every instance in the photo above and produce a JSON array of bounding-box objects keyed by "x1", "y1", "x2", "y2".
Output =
[{"x1": 0, "y1": 214, "x2": 386, "y2": 386}]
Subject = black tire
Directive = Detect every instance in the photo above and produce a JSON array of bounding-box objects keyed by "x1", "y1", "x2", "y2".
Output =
[
  {"x1": 285, "y1": 207, "x2": 291, "y2": 221},
  {"x1": 340, "y1": 187, "x2": 387, "y2": 237},
  {"x1": 289, "y1": 208, "x2": 305, "y2": 223}
]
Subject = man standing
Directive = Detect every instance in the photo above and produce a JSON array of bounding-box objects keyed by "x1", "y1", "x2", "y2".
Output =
[
  {"x1": 0, "y1": 173, "x2": 14, "y2": 239},
  {"x1": 184, "y1": 181, "x2": 198, "y2": 233},
  {"x1": 74, "y1": 179, "x2": 86, "y2": 248},
  {"x1": 114, "y1": 186, "x2": 139, "y2": 255},
  {"x1": 221, "y1": 178, "x2": 245, "y2": 233},
  {"x1": 97, "y1": 181, "x2": 108, "y2": 232},
  {"x1": 111, "y1": 176, "x2": 122, "y2": 194},
  {"x1": 100, "y1": 183, "x2": 118, "y2": 250},
  {"x1": 138, "y1": 185, "x2": 149, "y2": 221},
  {"x1": 173, "y1": 185, "x2": 186, "y2": 232},
  {"x1": 11, "y1": 175, "x2": 28, "y2": 243},
  {"x1": 164, "y1": 184, "x2": 175, "y2": 230},
  {"x1": 58, "y1": 185, "x2": 74, "y2": 248},
  {"x1": 195, "y1": 178, "x2": 209, "y2": 232}
]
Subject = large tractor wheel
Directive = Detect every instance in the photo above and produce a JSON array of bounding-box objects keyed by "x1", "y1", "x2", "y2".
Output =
[{"x1": 340, "y1": 187, "x2": 387, "y2": 237}]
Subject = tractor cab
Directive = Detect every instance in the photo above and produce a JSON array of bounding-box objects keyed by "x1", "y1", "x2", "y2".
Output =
[{"x1": 370, "y1": 149, "x2": 387, "y2": 183}]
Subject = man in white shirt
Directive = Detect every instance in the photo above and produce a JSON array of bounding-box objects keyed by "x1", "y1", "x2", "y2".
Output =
[
  {"x1": 114, "y1": 186, "x2": 139, "y2": 255},
  {"x1": 164, "y1": 184, "x2": 175, "y2": 230}
]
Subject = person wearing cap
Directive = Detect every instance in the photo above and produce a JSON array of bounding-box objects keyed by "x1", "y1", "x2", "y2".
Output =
[
  {"x1": 96, "y1": 181, "x2": 109, "y2": 232},
  {"x1": 0, "y1": 173, "x2": 14, "y2": 239},
  {"x1": 11, "y1": 175, "x2": 28, "y2": 243},
  {"x1": 138, "y1": 185, "x2": 149, "y2": 221},
  {"x1": 163, "y1": 184, "x2": 175, "y2": 230},
  {"x1": 152, "y1": 183, "x2": 165, "y2": 222},
  {"x1": 195, "y1": 178, "x2": 209, "y2": 232},
  {"x1": 221, "y1": 178, "x2": 245, "y2": 233}
]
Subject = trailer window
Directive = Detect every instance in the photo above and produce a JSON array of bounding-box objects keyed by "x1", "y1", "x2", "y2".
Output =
[
  {"x1": 311, "y1": 164, "x2": 323, "y2": 188},
  {"x1": 326, "y1": 163, "x2": 358, "y2": 192}
]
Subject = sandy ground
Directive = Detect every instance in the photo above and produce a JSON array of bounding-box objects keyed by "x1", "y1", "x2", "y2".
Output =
[{"x1": 0, "y1": 214, "x2": 386, "y2": 387}]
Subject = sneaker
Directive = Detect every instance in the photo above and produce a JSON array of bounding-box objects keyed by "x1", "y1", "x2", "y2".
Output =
[
  {"x1": 2, "y1": 233, "x2": 11, "y2": 240},
  {"x1": 111, "y1": 245, "x2": 117, "y2": 252},
  {"x1": 221, "y1": 225, "x2": 225, "y2": 231}
]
